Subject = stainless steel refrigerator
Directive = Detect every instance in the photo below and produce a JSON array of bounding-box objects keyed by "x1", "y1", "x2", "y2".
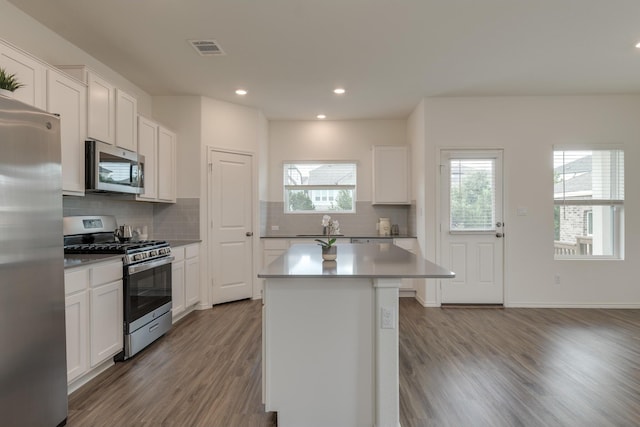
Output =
[{"x1": 0, "y1": 96, "x2": 68, "y2": 426}]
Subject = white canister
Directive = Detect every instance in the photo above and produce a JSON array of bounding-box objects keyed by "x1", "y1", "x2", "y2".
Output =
[{"x1": 378, "y1": 218, "x2": 391, "y2": 236}]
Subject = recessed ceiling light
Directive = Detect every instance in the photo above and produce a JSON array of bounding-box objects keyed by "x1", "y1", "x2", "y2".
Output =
[
  {"x1": 316, "y1": 114, "x2": 326, "y2": 119},
  {"x1": 333, "y1": 88, "x2": 346, "y2": 94},
  {"x1": 636, "y1": 42, "x2": 640, "y2": 48},
  {"x1": 235, "y1": 89, "x2": 248, "y2": 95}
]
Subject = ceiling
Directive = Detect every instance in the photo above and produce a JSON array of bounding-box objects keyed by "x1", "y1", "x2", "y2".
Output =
[{"x1": 8, "y1": 0, "x2": 640, "y2": 120}]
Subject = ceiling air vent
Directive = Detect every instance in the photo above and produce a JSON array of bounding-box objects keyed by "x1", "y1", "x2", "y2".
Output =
[{"x1": 189, "y1": 39, "x2": 226, "y2": 56}]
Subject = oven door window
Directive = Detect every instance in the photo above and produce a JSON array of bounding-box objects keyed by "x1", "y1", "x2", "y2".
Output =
[{"x1": 125, "y1": 262, "x2": 171, "y2": 322}]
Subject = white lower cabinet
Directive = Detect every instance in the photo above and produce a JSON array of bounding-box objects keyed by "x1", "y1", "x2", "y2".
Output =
[
  {"x1": 263, "y1": 239, "x2": 290, "y2": 268},
  {"x1": 171, "y1": 249, "x2": 186, "y2": 317},
  {"x1": 171, "y1": 243, "x2": 201, "y2": 322},
  {"x1": 64, "y1": 258, "x2": 123, "y2": 390},
  {"x1": 185, "y1": 245, "x2": 201, "y2": 307},
  {"x1": 90, "y1": 280, "x2": 123, "y2": 367},
  {"x1": 64, "y1": 269, "x2": 89, "y2": 384}
]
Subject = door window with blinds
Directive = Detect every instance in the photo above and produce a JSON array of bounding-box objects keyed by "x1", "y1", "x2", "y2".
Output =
[
  {"x1": 449, "y1": 158, "x2": 496, "y2": 231},
  {"x1": 553, "y1": 148, "x2": 624, "y2": 259},
  {"x1": 284, "y1": 162, "x2": 356, "y2": 213}
]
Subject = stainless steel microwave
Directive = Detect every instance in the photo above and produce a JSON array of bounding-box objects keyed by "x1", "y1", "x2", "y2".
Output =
[{"x1": 85, "y1": 140, "x2": 145, "y2": 194}]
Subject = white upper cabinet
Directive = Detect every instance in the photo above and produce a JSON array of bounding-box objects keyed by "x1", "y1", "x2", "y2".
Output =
[
  {"x1": 136, "y1": 115, "x2": 158, "y2": 201},
  {"x1": 157, "y1": 127, "x2": 176, "y2": 203},
  {"x1": 136, "y1": 115, "x2": 176, "y2": 203},
  {"x1": 57, "y1": 66, "x2": 138, "y2": 148},
  {"x1": 372, "y1": 146, "x2": 411, "y2": 205},
  {"x1": 46, "y1": 68, "x2": 87, "y2": 196},
  {"x1": 86, "y1": 71, "x2": 116, "y2": 144},
  {"x1": 115, "y1": 88, "x2": 137, "y2": 151},
  {"x1": 0, "y1": 40, "x2": 46, "y2": 109}
]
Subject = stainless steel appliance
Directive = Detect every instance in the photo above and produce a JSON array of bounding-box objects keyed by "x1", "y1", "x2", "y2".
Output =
[
  {"x1": 63, "y1": 215, "x2": 173, "y2": 360},
  {"x1": 85, "y1": 139, "x2": 144, "y2": 194},
  {"x1": 0, "y1": 96, "x2": 68, "y2": 426}
]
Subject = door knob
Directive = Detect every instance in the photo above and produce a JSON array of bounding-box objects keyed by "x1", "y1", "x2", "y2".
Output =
[
  {"x1": 496, "y1": 233, "x2": 504, "y2": 238},
  {"x1": 246, "y1": 232, "x2": 253, "y2": 237},
  {"x1": 496, "y1": 221, "x2": 503, "y2": 227}
]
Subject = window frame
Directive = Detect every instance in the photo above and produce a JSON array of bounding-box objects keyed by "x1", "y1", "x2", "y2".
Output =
[
  {"x1": 553, "y1": 146, "x2": 624, "y2": 260},
  {"x1": 283, "y1": 161, "x2": 357, "y2": 214}
]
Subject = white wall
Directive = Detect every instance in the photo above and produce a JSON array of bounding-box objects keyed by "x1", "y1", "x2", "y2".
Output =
[
  {"x1": 0, "y1": 0, "x2": 152, "y2": 115},
  {"x1": 407, "y1": 99, "x2": 437, "y2": 306},
  {"x1": 268, "y1": 120, "x2": 407, "y2": 202},
  {"x1": 421, "y1": 95, "x2": 640, "y2": 307}
]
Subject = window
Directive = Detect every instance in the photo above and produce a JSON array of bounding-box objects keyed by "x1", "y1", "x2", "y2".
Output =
[
  {"x1": 284, "y1": 162, "x2": 356, "y2": 213},
  {"x1": 449, "y1": 158, "x2": 496, "y2": 231},
  {"x1": 553, "y1": 148, "x2": 624, "y2": 259}
]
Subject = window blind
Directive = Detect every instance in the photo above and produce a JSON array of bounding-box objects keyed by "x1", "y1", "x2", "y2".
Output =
[
  {"x1": 449, "y1": 158, "x2": 496, "y2": 231},
  {"x1": 553, "y1": 149, "x2": 624, "y2": 206}
]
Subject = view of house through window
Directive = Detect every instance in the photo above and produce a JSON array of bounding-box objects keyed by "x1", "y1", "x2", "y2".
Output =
[
  {"x1": 284, "y1": 163, "x2": 356, "y2": 213},
  {"x1": 553, "y1": 149, "x2": 624, "y2": 259}
]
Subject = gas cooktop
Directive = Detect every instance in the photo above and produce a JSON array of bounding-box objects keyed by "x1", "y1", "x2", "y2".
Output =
[{"x1": 64, "y1": 240, "x2": 169, "y2": 254}]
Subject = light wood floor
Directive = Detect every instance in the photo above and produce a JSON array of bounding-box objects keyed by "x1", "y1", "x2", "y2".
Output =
[{"x1": 67, "y1": 299, "x2": 640, "y2": 427}]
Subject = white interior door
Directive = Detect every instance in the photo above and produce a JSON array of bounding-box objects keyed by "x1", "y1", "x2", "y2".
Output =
[
  {"x1": 440, "y1": 150, "x2": 504, "y2": 304},
  {"x1": 209, "y1": 149, "x2": 254, "y2": 305}
]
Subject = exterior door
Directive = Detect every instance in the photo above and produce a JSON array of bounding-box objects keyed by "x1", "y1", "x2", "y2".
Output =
[
  {"x1": 209, "y1": 149, "x2": 254, "y2": 304},
  {"x1": 440, "y1": 150, "x2": 504, "y2": 304}
]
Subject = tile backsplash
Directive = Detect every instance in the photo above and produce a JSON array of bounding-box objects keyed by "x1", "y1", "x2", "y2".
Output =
[
  {"x1": 263, "y1": 201, "x2": 414, "y2": 236},
  {"x1": 153, "y1": 198, "x2": 200, "y2": 240},
  {"x1": 63, "y1": 195, "x2": 199, "y2": 239}
]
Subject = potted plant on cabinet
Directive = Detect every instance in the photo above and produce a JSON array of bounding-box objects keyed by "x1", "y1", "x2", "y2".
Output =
[{"x1": 0, "y1": 68, "x2": 25, "y2": 98}]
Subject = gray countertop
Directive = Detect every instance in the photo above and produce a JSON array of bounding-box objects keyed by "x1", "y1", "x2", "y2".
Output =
[
  {"x1": 64, "y1": 254, "x2": 122, "y2": 269},
  {"x1": 258, "y1": 243, "x2": 454, "y2": 279},
  {"x1": 165, "y1": 239, "x2": 202, "y2": 247},
  {"x1": 261, "y1": 234, "x2": 416, "y2": 239}
]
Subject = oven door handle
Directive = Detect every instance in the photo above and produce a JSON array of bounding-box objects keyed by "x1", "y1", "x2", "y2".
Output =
[{"x1": 127, "y1": 256, "x2": 175, "y2": 275}]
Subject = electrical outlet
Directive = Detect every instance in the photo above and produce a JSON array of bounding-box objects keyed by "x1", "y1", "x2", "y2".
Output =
[
  {"x1": 554, "y1": 275, "x2": 561, "y2": 285},
  {"x1": 381, "y1": 307, "x2": 395, "y2": 329},
  {"x1": 271, "y1": 225, "x2": 280, "y2": 231}
]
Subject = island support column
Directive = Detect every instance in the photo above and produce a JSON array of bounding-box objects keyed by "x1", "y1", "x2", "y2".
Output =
[{"x1": 374, "y1": 278, "x2": 402, "y2": 427}]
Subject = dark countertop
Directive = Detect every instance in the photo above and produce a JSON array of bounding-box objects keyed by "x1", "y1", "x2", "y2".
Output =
[
  {"x1": 64, "y1": 254, "x2": 122, "y2": 269},
  {"x1": 165, "y1": 239, "x2": 202, "y2": 247},
  {"x1": 258, "y1": 243, "x2": 453, "y2": 279},
  {"x1": 261, "y1": 234, "x2": 416, "y2": 239}
]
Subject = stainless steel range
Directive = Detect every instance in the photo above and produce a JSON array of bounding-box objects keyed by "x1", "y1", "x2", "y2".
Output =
[{"x1": 63, "y1": 215, "x2": 173, "y2": 360}]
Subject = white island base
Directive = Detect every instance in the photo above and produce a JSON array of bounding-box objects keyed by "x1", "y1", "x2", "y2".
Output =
[
  {"x1": 260, "y1": 243, "x2": 454, "y2": 427},
  {"x1": 263, "y1": 277, "x2": 401, "y2": 427}
]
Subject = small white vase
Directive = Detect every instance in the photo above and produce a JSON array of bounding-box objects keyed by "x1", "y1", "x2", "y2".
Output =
[{"x1": 0, "y1": 88, "x2": 13, "y2": 98}]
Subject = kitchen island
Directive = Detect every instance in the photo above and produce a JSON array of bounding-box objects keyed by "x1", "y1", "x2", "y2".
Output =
[{"x1": 258, "y1": 243, "x2": 454, "y2": 427}]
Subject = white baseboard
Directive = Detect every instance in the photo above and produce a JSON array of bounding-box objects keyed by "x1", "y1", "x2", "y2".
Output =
[
  {"x1": 399, "y1": 290, "x2": 416, "y2": 298},
  {"x1": 414, "y1": 293, "x2": 440, "y2": 307},
  {"x1": 507, "y1": 302, "x2": 640, "y2": 309},
  {"x1": 67, "y1": 358, "x2": 114, "y2": 395}
]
